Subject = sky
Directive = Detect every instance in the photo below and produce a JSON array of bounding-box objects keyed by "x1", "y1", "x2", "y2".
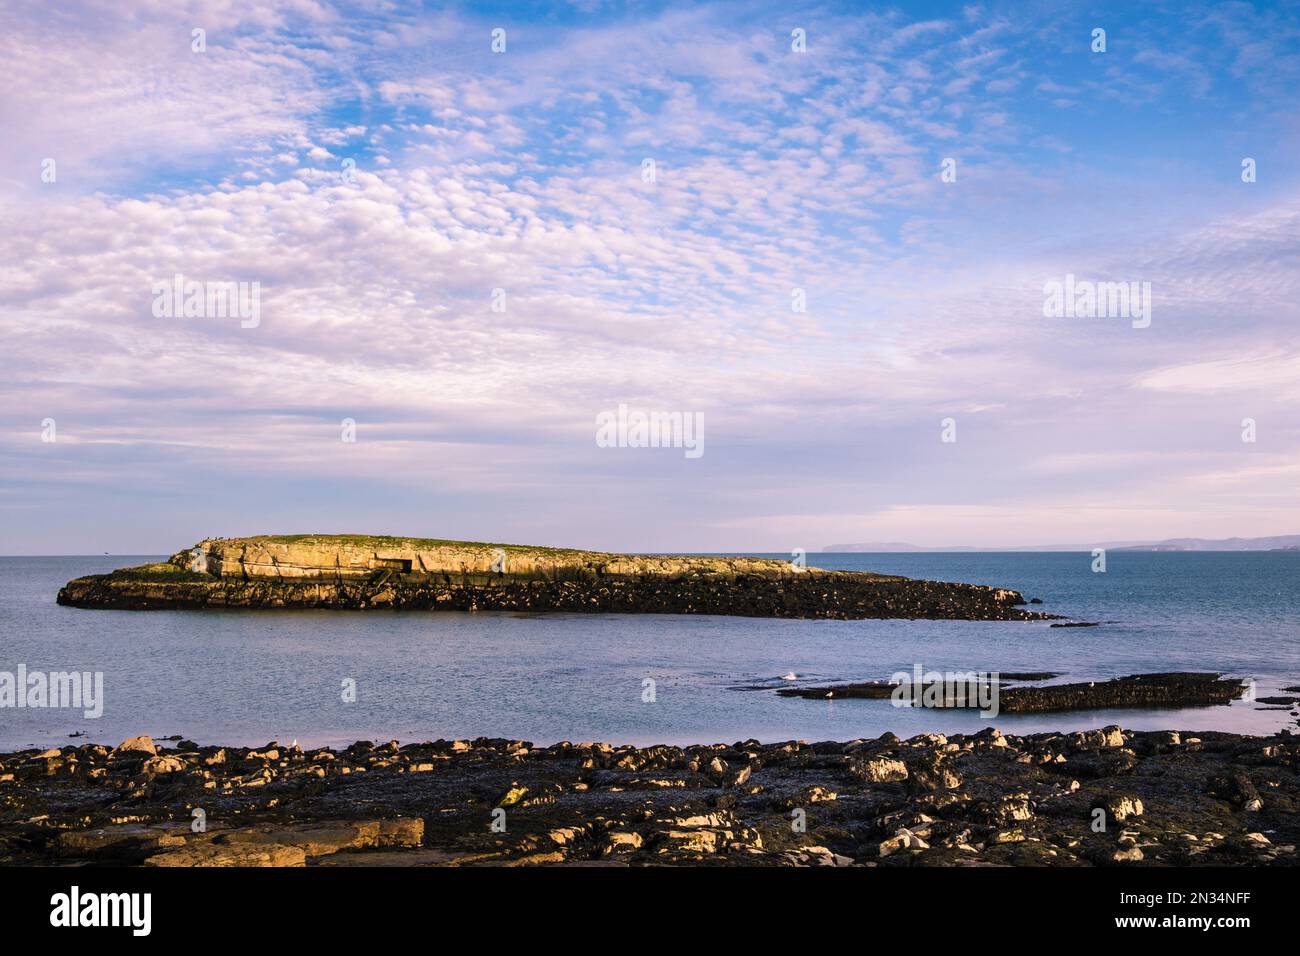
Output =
[{"x1": 2, "y1": 0, "x2": 1299, "y2": 555}]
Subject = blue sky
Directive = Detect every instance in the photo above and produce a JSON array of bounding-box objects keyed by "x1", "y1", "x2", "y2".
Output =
[{"x1": 2, "y1": 0, "x2": 1299, "y2": 554}]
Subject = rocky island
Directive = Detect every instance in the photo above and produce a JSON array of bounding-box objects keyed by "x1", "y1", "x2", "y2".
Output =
[{"x1": 57, "y1": 534, "x2": 1054, "y2": 621}]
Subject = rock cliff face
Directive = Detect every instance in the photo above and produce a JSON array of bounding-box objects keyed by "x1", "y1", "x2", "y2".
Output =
[
  {"x1": 56, "y1": 534, "x2": 1052, "y2": 621},
  {"x1": 165, "y1": 534, "x2": 800, "y2": 581}
]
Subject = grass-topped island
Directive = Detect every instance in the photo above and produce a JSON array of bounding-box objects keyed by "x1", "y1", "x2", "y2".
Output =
[{"x1": 56, "y1": 534, "x2": 1057, "y2": 620}]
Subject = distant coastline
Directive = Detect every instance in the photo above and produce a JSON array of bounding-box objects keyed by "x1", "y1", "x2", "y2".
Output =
[{"x1": 824, "y1": 534, "x2": 1300, "y2": 553}]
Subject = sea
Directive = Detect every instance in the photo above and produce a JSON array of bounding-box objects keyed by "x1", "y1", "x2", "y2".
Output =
[{"x1": 1, "y1": 552, "x2": 1297, "y2": 751}]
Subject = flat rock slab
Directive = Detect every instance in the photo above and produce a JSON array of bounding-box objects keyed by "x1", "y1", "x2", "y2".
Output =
[
  {"x1": 48, "y1": 817, "x2": 425, "y2": 867},
  {"x1": 315, "y1": 848, "x2": 467, "y2": 867},
  {"x1": 147, "y1": 843, "x2": 308, "y2": 867}
]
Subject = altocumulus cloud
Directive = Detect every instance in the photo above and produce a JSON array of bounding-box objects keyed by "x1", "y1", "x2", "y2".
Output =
[{"x1": 2, "y1": 0, "x2": 1299, "y2": 553}]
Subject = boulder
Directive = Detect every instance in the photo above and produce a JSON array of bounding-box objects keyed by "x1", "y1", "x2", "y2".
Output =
[
  {"x1": 377, "y1": 818, "x2": 424, "y2": 847},
  {"x1": 851, "y1": 756, "x2": 908, "y2": 783},
  {"x1": 1209, "y1": 768, "x2": 1263, "y2": 812},
  {"x1": 142, "y1": 755, "x2": 186, "y2": 774},
  {"x1": 879, "y1": 828, "x2": 929, "y2": 857},
  {"x1": 605, "y1": 832, "x2": 644, "y2": 854},
  {"x1": 982, "y1": 796, "x2": 1034, "y2": 826},
  {"x1": 114, "y1": 735, "x2": 157, "y2": 757},
  {"x1": 905, "y1": 751, "x2": 961, "y2": 793},
  {"x1": 653, "y1": 829, "x2": 726, "y2": 854},
  {"x1": 1094, "y1": 794, "x2": 1144, "y2": 822}
]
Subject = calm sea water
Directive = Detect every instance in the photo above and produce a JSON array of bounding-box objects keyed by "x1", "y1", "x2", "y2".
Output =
[{"x1": 1, "y1": 553, "x2": 1298, "y2": 750}]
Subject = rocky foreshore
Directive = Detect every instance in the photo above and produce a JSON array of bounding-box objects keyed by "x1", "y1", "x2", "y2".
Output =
[
  {"x1": 56, "y1": 534, "x2": 1052, "y2": 621},
  {"x1": 3, "y1": 727, "x2": 1296, "y2": 867}
]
